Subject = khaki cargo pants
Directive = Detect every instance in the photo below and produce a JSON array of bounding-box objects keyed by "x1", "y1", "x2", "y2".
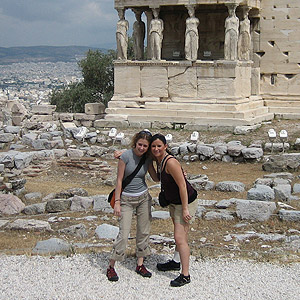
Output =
[{"x1": 110, "y1": 190, "x2": 152, "y2": 261}]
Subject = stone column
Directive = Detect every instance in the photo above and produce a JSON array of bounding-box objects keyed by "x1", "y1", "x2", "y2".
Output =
[
  {"x1": 149, "y1": 8, "x2": 164, "y2": 60},
  {"x1": 116, "y1": 8, "x2": 129, "y2": 61},
  {"x1": 224, "y1": 3, "x2": 239, "y2": 61},
  {"x1": 185, "y1": 5, "x2": 199, "y2": 62},
  {"x1": 132, "y1": 9, "x2": 145, "y2": 60},
  {"x1": 238, "y1": 6, "x2": 251, "y2": 61},
  {"x1": 145, "y1": 10, "x2": 153, "y2": 60}
]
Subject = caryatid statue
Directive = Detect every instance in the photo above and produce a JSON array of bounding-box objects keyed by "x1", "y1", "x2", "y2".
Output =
[
  {"x1": 116, "y1": 8, "x2": 129, "y2": 60},
  {"x1": 132, "y1": 9, "x2": 145, "y2": 60},
  {"x1": 185, "y1": 5, "x2": 199, "y2": 61},
  {"x1": 149, "y1": 8, "x2": 164, "y2": 60},
  {"x1": 238, "y1": 6, "x2": 251, "y2": 60},
  {"x1": 224, "y1": 4, "x2": 239, "y2": 60}
]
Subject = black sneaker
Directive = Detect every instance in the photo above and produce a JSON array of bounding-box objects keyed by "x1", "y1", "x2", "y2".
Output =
[
  {"x1": 136, "y1": 264, "x2": 152, "y2": 278},
  {"x1": 157, "y1": 260, "x2": 180, "y2": 271},
  {"x1": 170, "y1": 274, "x2": 191, "y2": 287},
  {"x1": 106, "y1": 266, "x2": 119, "y2": 281}
]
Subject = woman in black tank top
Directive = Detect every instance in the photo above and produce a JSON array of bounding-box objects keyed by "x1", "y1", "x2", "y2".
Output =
[{"x1": 150, "y1": 134, "x2": 195, "y2": 287}]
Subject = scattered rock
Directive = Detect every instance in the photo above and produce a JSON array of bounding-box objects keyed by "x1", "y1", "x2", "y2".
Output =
[
  {"x1": 152, "y1": 211, "x2": 170, "y2": 219},
  {"x1": 236, "y1": 199, "x2": 276, "y2": 222},
  {"x1": 216, "y1": 181, "x2": 245, "y2": 192},
  {"x1": 247, "y1": 185, "x2": 275, "y2": 201},
  {"x1": 32, "y1": 238, "x2": 73, "y2": 255},
  {"x1": 279, "y1": 210, "x2": 300, "y2": 222},
  {"x1": 95, "y1": 224, "x2": 119, "y2": 239},
  {"x1": 59, "y1": 223, "x2": 88, "y2": 238},
  {"x1": 6, "y1": 219, "x2": 51, "y2": 231},
  {"x1": 0, "y1": 194, "x2": 25, "y2": 215}
]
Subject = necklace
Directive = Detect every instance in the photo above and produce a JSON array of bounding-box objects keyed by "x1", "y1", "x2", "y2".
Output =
[{"x1": 158, "y1": 153, "x2": 169, "y2": 173}]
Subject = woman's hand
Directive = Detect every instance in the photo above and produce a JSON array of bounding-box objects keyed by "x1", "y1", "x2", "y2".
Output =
[
  {"x1": 114, "y1": 201, "x2": 121, "y2": 217},
  {"x1": 182, "y1": 207, "x2": 191, "y2": 223},
  {"x1": 114, "y1": 150, "x2": 123, "y2": 159}
]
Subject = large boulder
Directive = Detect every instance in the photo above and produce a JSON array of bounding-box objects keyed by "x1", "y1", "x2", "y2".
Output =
[
  {"x1": 32, "y1": 238, "x2": 73, "y2": 255},
  {"x1": 227, "y1": 141, "x2": 246, "y2": 157},
  {"x1": 70, "y1": 196, "x2": 93, "y2": 211},
  {"x1": 273, "y1": 184, "x2": 292, "y2": 202},
  {"x1": 0, "y1": 194, "x2": 25, "y2": 215},
  {"x1": 263, "y1": 153, "x2": 300, "y2": 172},
  {"x1": 216, "y1": 181, "x2": 245, "y2": 192},
  {"x1": 95, "y1": 224, "x2": 119, "y2": 239},
  {"x1": 236, "y1": 200, "x2": 276, "y2": 222},
  {"x1": 279, "y1": 210, "x2": 300, "y2": 222},
  {"x1": 6, "y1": 219, "x2": 51, "y2": 231},
  {"x1": 45, "y1": 199, "x2": 71, "y2": 213},
  {"x1": 247, "y1": 185, "x2": 275, "y2": 201},
  {"x1": 242, "y1": 147, "x2": 263, "y2": 160},
  {"x1": 23, "y1": 203, "x2": 46, "y2": 215}
]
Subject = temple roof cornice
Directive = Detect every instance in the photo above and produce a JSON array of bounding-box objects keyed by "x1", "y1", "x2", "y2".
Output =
[{"x1": 114, "y1": 0, "x2": 260, "y2": 9}]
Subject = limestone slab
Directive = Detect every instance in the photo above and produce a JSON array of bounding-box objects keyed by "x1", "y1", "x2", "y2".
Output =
[
  {"x1": 141, "y1": 66, "x2": 168, "y2": 98},
  {"x1": 168, "y1": 66, "x2": 197, "y2": 98},
  {"x1": 114, "y1": 65, "x2": 140, "y2": 97}
]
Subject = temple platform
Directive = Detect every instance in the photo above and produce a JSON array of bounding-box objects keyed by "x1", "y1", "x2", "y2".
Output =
[{"x1": 102, "y1": 60, "x2": 273, "y2": 129}]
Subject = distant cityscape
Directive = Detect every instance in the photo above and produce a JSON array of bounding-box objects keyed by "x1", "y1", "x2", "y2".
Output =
[{"x1": 0, "y1": 46, "x2": 109, "y2": 106}]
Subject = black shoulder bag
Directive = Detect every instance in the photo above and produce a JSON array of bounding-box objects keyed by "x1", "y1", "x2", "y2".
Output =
[{"x1": 108, "y1": 154, "x2": 147, "y2": 208}]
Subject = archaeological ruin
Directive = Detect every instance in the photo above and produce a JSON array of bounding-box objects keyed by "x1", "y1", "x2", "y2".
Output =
[{"x1": 100, "y1": 0, "x2": 300, "y2": 130}]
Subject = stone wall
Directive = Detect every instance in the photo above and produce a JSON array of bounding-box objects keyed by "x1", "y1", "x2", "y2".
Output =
[{"x1": 259, "y1": 0, "x2": 300, "y2": 101}]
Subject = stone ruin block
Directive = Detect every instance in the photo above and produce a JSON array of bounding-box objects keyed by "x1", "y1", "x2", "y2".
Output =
[
  {"x1": 31, "y1": 105, "x2": 56, "y2": 115},
  {"x1": 30, "y1": 115, "x2": 53, "y2": 122},
  {"x1": 85, "y1": 103, "x2": 105, "y2": 115},
  {"x1": 58, "y1": 113, "x2": 74, "y2": 122}
]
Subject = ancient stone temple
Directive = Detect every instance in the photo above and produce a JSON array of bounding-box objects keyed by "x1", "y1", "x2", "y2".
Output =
[{"x1": 101, "y1": 0, "x2": 300, "y2": 130}]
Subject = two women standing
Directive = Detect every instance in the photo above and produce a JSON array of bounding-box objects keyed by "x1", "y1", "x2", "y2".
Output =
[{"x1": 107, "y1": 132, "x2": 197, "y2": 287}]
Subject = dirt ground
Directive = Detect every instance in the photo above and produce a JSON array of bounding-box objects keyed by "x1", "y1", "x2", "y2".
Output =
[{"x1": 1, "y1": 119, "x2": 300, "y2": 262}]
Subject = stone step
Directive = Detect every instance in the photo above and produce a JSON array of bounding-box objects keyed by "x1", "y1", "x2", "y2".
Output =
[
  {"x1": 273, "y1": 113, "x2": 300, "y2": 120},
  {"x1": 265, "y1": 100, "x2": 300, "y2": 108},
  {"x1": 108, "y1": 98, "x2": 265, "y2": 112},
  {"x1": 105, "y1": 106, "x2": 269, "y2": 119},
  {"x1": 111, "y1": 96, "x2": 160, "y2": 102},
  {"x1": 146, "y1": 100, "x2": 265, "y2": 112},
  {"x1": 100, "y1": 112, "x2": 274, "y2": 128},
  {"x1": 126, "y1": 113, "x2": 274, "y2": 127},
  {"x1": 269, "y1": 107, "x2": 300, "y2": 114}
]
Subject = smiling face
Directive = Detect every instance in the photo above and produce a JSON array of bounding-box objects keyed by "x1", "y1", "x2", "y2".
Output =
[
  {"x1": 151, "y1": 138, "x2": 167, "y2": 160},
  {"x1": 134, "y1": 138, "x2": 149, "y2": 156}
]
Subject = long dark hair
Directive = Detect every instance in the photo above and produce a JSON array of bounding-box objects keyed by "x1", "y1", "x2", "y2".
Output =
[{"x1": 150, "y1": 133, "x2": 172, "y2": 155}]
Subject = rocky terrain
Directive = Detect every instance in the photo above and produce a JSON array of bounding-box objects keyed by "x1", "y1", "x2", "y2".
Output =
[{"x1": 0, "y1": 102, "x2": 299, "y2": 265}]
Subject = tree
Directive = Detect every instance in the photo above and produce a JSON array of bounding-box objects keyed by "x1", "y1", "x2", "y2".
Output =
[
  {"x1": 79, "y1": 49, "x2": 115, "y2": 107},
  {"x1": 50, "y1": 82, "x2": 98, "y2": 113},
  {"x1": 50, "y1": 49, "x2": 116, "y2": 112}
]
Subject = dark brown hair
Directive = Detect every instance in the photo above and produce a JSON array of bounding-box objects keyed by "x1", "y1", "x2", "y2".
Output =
[{"x1": 131, "y1": 130, "x2": 153, "y2": 149}]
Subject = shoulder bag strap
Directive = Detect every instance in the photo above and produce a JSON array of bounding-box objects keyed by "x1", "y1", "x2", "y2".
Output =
[{"x1": 122, "y1": 154, "x2": 147, "y2": 189}]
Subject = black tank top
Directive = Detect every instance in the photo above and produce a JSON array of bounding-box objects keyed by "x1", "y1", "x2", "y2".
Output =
[
  {"x1": 159, "y1": 155, "x2": 197, "y2": 204},
  {"x1": 160, "y1": 156, "x2": 183, "y2": 203}
]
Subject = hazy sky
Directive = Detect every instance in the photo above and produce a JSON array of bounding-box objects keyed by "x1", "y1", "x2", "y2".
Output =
[{"x1": 0, "y1": 0, "x2": 136, "y2": 49}]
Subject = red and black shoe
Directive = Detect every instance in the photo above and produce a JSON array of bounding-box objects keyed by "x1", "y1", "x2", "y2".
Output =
[
  {"x1": 106, "y1": 266, "x2": 119, "y2": 281},
  {"x1": 136, "y1": 264, "x2": 152, "y2": 278}
]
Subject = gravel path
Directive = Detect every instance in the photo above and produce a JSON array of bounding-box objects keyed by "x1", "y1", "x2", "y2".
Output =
[{"x1": 0, "y1": 253, "x2": 299, "y2": 300}]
